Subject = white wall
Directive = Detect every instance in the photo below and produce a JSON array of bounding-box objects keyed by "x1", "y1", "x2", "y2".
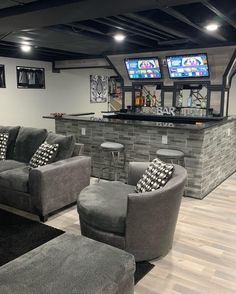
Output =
[
  {"x1": 0, "y1": 56, "x2": 115, "y2": 131},
  {"x1": 229, "y1": 74, "x2": 236, "y2": 115}
]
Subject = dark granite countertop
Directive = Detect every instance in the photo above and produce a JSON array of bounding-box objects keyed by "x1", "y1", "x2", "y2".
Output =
[{"x1": 43, "y1": 115, "x2": 236, "y2": 130}]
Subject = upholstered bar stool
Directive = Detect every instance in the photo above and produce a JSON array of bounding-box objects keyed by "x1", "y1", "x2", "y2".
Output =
[
  {"x1": 156, "y1": 149, "x2": 185, "y2": 165},
  {"x1": 98, "y1": 142, "x2": 125, "y2": 181}
]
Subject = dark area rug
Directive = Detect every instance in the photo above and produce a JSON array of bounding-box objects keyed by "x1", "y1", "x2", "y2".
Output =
[
  {"x1": 0, "y1": 209, "x2": 64, "y2": 266},
  {"x1": 135, "y1": 261, "x2": 155, "y2": 284},
  {"x1": 0, "y1": 208, "x2": 154, "y2": 284}
]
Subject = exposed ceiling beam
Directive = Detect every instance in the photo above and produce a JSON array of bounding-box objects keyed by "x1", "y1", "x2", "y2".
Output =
[
  {"x1": 0, "y1": 0, "x2": 161, "y2": 34},
  {"x1": 0, "y1": 40, "x2": 88, "y2": 57},
  {"x1": 158, "y1": 6, "x2": 227, "y2": 42},
  {"x1": 158, "y1": 38, "x2": 189, "y2": 45},
  {"x1": 202, "y1": 0, "x2": 236, "y2": 30},
  {"x1": 0, "y1": 32, "x2": 12, "y2": 41},
  {"x1": 103, "y1": 17, "x2": 165, "y2": 41},
  {"x1": 69, "y1": 23, "x2": 153, "y2": 48},
  {"x1": 114, "y1": 16, "x2": 173, "y2": 39},
  {"x1": 125, "y1": 13, "x2": 198, "y2": 43},
  {"x1": 156, "y1": 0, "x2": 201, "y2": 6},
  {"x1": 93, "y1": 18, "x2": 159, "y2": 43}
]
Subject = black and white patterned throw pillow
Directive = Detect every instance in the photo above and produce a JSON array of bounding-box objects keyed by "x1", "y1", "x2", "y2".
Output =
[
  {"x1": 136, "y1": 158, "x2": 174, "y2": 193},
  {"x1": 29, "y1": 141, "x2": 59, "y2": 168},
  {"x1": 0, "y1": 132, "x2": 9, "y2": 161}
]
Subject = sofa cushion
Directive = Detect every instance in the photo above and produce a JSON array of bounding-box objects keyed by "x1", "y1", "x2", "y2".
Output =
[
  {"x1": 0, "y1": 133, "x2": 8, "y2": 160},
  {"x1": 46, "y1": 132, "x2": 75, "y2": 161},
  {"x1": 13, "y1": 127, "x2": 48, "y2": 163},
  {"x1": 136, "y1": 158, "x2": 174, "y2": 193},
  {"x1": 0, "y1": 166, "x2": 30, "y2": 193},
  {"x1": 78, "y1": 181, "x2": 135, "y2": 234},
  {"x1": 29, "y1": 141, "x2": 59, "y2": 168},
  {"x1": 0, "y1": 126, "x2": 20, "y2": 159},
  {"x1": 0, "y1": 160, "x2": 27, "y2": 173}
]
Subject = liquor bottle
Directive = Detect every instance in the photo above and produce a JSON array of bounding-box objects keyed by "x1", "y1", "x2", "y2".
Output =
[
  {"x1": 187, "y1": 94, "x2": 192, "y2": 107},
  {"x1": 201, "y1": 99, "x2": 206, "y2": 108},
  {"x1": 152, "y1": 91, "x2": 157, "y2": 107},
  {"x1": 140, "y1": 95, "x2": 145, "y2": 107},
  {"x1": 146, "y1": 91, "x2": 151, "y2": 107},
  {"x1": 177, "y1": 90, "x2": 183, "y2": 107},
  {"x1": 135, "y1": 95, "x2": 140, "y2": 107}
]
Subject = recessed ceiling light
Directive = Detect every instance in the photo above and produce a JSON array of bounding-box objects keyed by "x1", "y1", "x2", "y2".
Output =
[
  {"x1": 205, "y1": 23, "x2": 219, "y2": 31},
  {"x1": 20, "y1": 44, "x2": 32, "y2": 52},
  {"x1": 113, "y1": 33, "x2": 126, "y2": 42}
]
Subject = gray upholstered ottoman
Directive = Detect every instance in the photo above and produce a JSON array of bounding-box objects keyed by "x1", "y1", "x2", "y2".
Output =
[{"x1": 0, "y1": 233, "x2": 135, "y2": 294}]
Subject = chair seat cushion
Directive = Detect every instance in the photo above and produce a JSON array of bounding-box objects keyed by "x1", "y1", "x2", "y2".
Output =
[
  {"x1": 0, "y1": 160, "x2": 27, "y2": 173},
  {"x1": 0, "y1": 166, "x2": 30, "y2": 193},
  {"x1": 78, "y1": 181, "x2": 135, "y2": 234}
]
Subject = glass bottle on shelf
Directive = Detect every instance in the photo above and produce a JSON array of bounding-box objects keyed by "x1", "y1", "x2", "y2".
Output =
[
  {"x1": 145, "y1": 91, "x2": 151, "y2": 107},
  {"x1": 135, "y1": 94, "x2": 140, "y2": 107},
  {"x1": 177, "y1": 90, "x2": 183, "y2": 107},
  {"x1": 187, "y1": 92, "x2": 192, "y2": 107},
  {"x1": 201, "y1": 99, "x2": 206, "y2": 108},
  {"x1": 152, "y1": 91, "x2": 157, "y2": 107}
]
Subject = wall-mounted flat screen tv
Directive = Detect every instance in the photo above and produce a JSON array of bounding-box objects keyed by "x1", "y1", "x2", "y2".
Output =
[
  {"x1": 125, "y1": 57, "x2": 162, "y2": 80},
  {"x1": 166, "y1": 53, "x2": 209, "y2": 79}
]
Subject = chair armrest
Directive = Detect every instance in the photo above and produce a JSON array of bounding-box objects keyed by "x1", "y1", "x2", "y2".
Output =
[
  {"x1": 29, "y1": 156, "x2": 91, "y2": 217},
  {"x1": 127, "y1": 162, "x2": 150, "y2": 186},
  {"x1": 73, "y1": 143, "x2": 84, "y2": 156}
]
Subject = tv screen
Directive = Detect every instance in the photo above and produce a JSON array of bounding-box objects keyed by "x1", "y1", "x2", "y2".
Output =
[
  {"x1": 166, "y1": 53, "x2": 209, "y2": 79},
  {"x1": 125, "y1": 58, "x2": 162, "y2": 80}
]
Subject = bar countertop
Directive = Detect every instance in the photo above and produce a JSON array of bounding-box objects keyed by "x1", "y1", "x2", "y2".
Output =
[{"x1": 43, "y1": 115, "x2": 236, "y2": 131}]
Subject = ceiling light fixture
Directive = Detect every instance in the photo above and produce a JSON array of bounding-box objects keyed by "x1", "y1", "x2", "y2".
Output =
[
  {"x1": 20, "y1": 44, "x2": 32, "y2": 53},
  {"x1": 205, "y1": 23, "x2": 219, "y2": 31},
  {"x1": 113, "y1": 33, "x2": 126, "y2": 42}
]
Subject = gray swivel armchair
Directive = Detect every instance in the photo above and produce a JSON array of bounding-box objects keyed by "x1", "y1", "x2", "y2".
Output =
[{"x1": 77, "y1": 162, "x2": 187, "y2": 261}]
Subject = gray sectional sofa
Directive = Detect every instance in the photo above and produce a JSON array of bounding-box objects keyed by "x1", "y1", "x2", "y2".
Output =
[{"x1": 0, "y1": 125, "x2": 91, "y2": 221}]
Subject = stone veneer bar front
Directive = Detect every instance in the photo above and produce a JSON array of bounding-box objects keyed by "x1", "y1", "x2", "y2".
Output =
[{"x1": 45, "y1": 116, "x2": 236, "y2": 199}]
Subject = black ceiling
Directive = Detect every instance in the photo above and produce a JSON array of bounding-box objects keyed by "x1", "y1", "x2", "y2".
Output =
[{"x1": 0, "y1": 0, "x2": 235, "y2": 61}]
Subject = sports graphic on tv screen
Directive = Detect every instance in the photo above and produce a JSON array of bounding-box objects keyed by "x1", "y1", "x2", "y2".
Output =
[
  {"x1": 166, "y1": 54, "x2": 209, "y2": 78},
  {"x1": 125, "y1": 58, "x2": 162, "y2": 79}
]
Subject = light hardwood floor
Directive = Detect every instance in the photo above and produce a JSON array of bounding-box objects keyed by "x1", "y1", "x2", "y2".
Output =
[{"x1": 1, "y1": 175, "x2": 236, "y2": 293}]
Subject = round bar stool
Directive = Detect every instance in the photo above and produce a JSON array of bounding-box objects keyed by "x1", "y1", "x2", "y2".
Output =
[
  {"x1": 156, "y1": 149, "x2": 185, "y2": 165},
  {"x1": 98, "y1": 142, "x2": 125, "y2": 181}
]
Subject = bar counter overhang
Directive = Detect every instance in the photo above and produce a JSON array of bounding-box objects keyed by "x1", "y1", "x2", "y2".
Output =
[{"x1": 44, "y1": 114, "x2": 236, "y2": 199}]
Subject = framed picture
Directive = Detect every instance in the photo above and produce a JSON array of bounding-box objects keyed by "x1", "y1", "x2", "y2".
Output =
[
  {"x1": 17, "y1": 66, "x2": 45, "y2": 89},
  {"x1": 90, "y1": 75, "x2": 108, "y2": 103},
  {"x1": 0, "y1": 65, "x2": 6, "y2": 88}
]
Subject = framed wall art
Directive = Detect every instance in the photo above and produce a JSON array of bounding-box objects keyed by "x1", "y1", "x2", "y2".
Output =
[
  {"x1": 0, "y1": 65, "x2": 6, "y2": 88},
  {"x1": 17, "y1": 66, "x2": 45, "y2": 89},
  {"x1": 90, "y1": 75, "x2": 108, "y2": 103}
]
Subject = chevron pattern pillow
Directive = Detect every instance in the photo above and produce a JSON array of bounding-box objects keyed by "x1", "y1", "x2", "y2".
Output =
[
  {"x1": 136, "y1": 158, "x2": 174, "y2": 193},
  {"x1": 0, "y1": 133, "x2": 9, "y2": 160}
]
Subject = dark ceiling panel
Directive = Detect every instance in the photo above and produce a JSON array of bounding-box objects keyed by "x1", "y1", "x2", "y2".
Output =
[
  {"x1": 3, "y1": 28, "x2": 136, "y2": 55},
  {"x1": 0, "y1": 1, "x2": 17, "y2": 9},
  {"x1": 0, "y1": 0, "x2": 38, "y2": 9},
  {"x1": 0, "y1": 0, "x2": 160, "y2": 33},
  {"x1": 174, "y1": 2, "x2": 219, "y2": 24},
  {"x1": 0, "y1": 0, "x2": 235, "y2": 61}
]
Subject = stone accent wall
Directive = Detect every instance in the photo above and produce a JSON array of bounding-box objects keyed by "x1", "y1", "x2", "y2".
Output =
[
  {"x1": 201, "y1": 121, "x2": 236, "y2": 197},
  {"x1": 55, "y1": 119, "x2": 236, "y2": 199}
]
